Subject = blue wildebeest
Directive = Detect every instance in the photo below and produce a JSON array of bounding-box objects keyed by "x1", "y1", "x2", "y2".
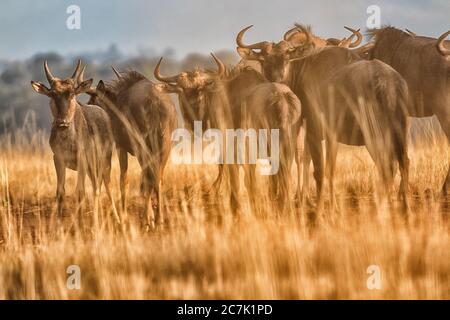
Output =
[
  {"x1": 286, "y1": 25, "x2": 363, "y2": 199},
  {"x1": 86, "y1": 69, "x2": 177, "y2": 229},
  {"x1": 155, "y1": 54, "x2": 301, "y2": 214},
  {"x1": 31, "y1": 60, "x2": 120, "y2": 229}
]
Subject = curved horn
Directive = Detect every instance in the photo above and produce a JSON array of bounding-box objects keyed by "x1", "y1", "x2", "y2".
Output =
[
  {"x1": 344, "y1": 26, "x2": 362, "y2": 48},
  {"x1": 111, "y1": 66, "x2": 122, "y2": 79},
  {"x1": 437, "y1": 30, "x2": 450, "y2": 56},
  {"x1": 236, "y1": 25, "x2": 270, "y2": 50},
  {"x1": 71, "y1": 59, "x2": 82, "y2": 80},
  {"x1": 338, "y1": 36, "x2": 354, "y2": 48},
  {"x1": 405, "y1": 29, "x2": 417, "y2": 37},
  {"x1": 154, "y1": 57, "x2": 179, "y2": 83},
  {"x1": 284, "y1": 26, "x2": 300, "y2": 41},
  {"x1": 44, "y1": 61, "x2": 55, "y2": 84},
  {"x1": 210, "y1": 53, "x2": 225, "y2": 77}
]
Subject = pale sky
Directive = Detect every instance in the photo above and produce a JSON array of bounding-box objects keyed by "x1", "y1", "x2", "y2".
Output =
[{"x1": 0, "y1": 0, "x2": 448, "y2": 60}]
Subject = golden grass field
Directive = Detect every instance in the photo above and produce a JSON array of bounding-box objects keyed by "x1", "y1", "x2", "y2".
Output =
[{"x1": 0, "y1": 125, "x2": 449, "y2": 300}]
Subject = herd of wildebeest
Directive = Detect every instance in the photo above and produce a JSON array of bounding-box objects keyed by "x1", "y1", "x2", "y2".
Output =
[{"x1": 30, "y1": 24, "x2": 449, "y2": 230}]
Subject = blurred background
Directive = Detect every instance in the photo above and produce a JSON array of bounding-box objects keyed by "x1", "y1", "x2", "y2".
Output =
[{"x1": 0, "y1": 0, "x2": 447, "y2": 139}]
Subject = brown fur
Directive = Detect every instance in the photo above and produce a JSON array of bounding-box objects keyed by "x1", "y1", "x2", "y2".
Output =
[
  {"x1": 159, "y1": 62, "x2": 300, "y2": 214},
  {"x1": 369, "y1": 26, "x2": 450, "y2": 195},
  {"x1": 31, "y1": 63, "x2": 120, "y2": 229}
]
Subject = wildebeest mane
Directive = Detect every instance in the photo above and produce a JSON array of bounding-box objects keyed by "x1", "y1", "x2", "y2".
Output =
[
  {"x1": 367, "y1": 25, "x2": 410, "y2": 44},
  {"x1": 108, "y1": 70, "x2": 148, "y2": 95}
]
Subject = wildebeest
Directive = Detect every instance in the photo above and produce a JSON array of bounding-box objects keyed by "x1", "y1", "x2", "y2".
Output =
[
  {"x1": 86, "y1": 69, "x2": 177, "y2": 229},
  {"x1": 368, "y1": 26, "x2": 450, "y2": 196},
  {"x1": 31, "y1": 60, "x2": 120, "y2": 228},
  {"x1": 237, "y1": 25, "x2": 411, "y2": 209},
  {"x1": 154, "y1": 54, "x2": 301, "y2": 214},
  {"x1": 282, "y1": 24, "x2": 363, "y2": 198}
]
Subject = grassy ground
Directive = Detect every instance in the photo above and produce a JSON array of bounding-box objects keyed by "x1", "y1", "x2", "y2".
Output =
[{"x1": 0, "y1": 131, "x2": 449, "y2": 299}]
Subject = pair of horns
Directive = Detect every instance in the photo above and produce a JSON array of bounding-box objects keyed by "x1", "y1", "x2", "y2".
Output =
[
  {"x1": 236, "y1": 25, "x2": 312, "y2": 56},
  {"x1": 283, "y1": 25, "x2": 362, "y2": 48},
  {"x1": 154, "y1": 53, "x2": 225, "y2": 83},
  {"x1": 44, "y1": 59, "x2": 85, "y2": 84}
]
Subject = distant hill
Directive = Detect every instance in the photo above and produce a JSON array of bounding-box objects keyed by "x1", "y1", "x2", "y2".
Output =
[
  {"x1": 0, "y1": 46, "x2": 445, "y2": 146},
  {"x1": 0, "y1": 46, "x2": 239, "y2": 134}
]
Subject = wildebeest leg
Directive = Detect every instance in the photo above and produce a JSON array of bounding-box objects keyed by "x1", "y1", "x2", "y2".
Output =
[
  {"x1": 140, "y1": 163, "x2": 159, "y2": 230},
  {"x1": 142, "y1": 189, "x2": 154, "y2": 231},
  {"x1": 211, "y1": 164, "x2": 224, "y2": 194},
  {"x1": 306, "y1": 119, "x2": 324, "y2": 210},
  {"x1": 325, "y1": 137, "x2": 339, "y2": 211},
  {"x1": 75, "y1": 165, "x2": 86, "y2": 231},
  {"x1": 53, "y1": 155, "x2": 66, "y2": 217},
  {"x1": 118, "y1": 148, "x2": 129, "y2": 220},
  {"x1": 295, "y1": 120, "x2": 310, "y2": 204},
  {"x1": 397, "y1": 150, "x2": 410, "y2": 211},
  {"x1": 244, "y1": 164, "x2": 258, "y2": 215},
  {"x1": 103, "y1": 167, "x2": 121, "y2": 227},
  {"x1": 395, "y1": 122, "x2": 410, "y2": 210},
  {"x1": 436, "y1": 114, "x2": 450, "y2": 196},
  {"x1": 443, "y1": 170, "x2": 450, "y2": 197},
  {"x1": 278, "y1": 129, "x2": 296, "y2": 215},
  {"x1": 229, "y1": 165, "x2": 241, "y2": 217},
  {"x1": 155, "y1": 179, "x2": 163, "y2": 226},
  {"x1": 299, "y1": 132, "x2": 311, "y2": 204},
  {"x1": 366, "y1": 144, "x2": 395, "y2": 204},
  {"x1": 154, "y1": 132, "x2": 172, "y2": 227},
  {"x1": 151, "y1": 164, "x2": 163, "y2": 227},
  {"x1": 90, "y1": 173, "x2": 101, "y2": 232}
]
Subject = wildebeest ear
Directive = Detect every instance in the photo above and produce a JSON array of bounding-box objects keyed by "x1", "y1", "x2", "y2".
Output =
[
  {"x1": 97, "y1": 80, "x2": 106, "y2": 92},
  {"x1": 31, "y1": 81, "x2": 51, "y2": 96},
  {"x1": 75, "y1": 78, "x2": 94, "y2": 94},
  {"x1": 288, "y1": 46, "x2": 312, "y2": 61}
]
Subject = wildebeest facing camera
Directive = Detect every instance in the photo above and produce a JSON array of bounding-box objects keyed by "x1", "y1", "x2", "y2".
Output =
[{"x1": 0, "y1": 0, "x2": 449, "y2": 308}]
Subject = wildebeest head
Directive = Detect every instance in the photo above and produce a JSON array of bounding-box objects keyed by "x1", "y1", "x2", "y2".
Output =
[
  {"x1": 284, "y1": 25, "x2": 362, "y2": 48},
  {"x1": 86, "y1": 79, "x2": 113, "y2": 108},
  {"x1": 85, "y1": 66, "x2": 121, "y2": 109},
  {"x1": 31, "y1": 60, "x2": 93, "y2": 128},
  {"x1": 236, "y1": 25, "x2": 316, "y2": 82},
  {"x1": 154, "y1": 54, "x2": 225, "y2": 130}
]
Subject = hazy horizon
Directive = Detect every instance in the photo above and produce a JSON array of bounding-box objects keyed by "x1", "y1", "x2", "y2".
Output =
[{"x1": 0, "y1": 0, "x2": 448, "y2": 60}]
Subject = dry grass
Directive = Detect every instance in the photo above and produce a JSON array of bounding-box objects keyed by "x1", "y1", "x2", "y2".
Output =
[{"x1": 0, "y1": 130, "x2": 449, "y2": 300}]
